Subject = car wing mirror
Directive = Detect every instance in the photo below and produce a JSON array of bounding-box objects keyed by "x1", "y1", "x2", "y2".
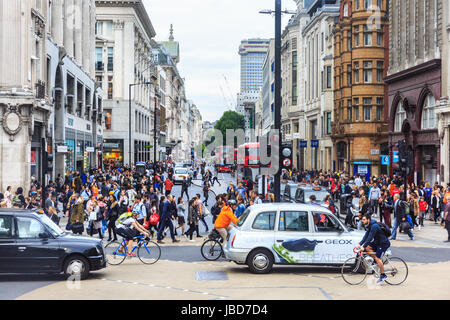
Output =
[{"x1": 39, "y1": 232, "x2": 49, "y2": 239}]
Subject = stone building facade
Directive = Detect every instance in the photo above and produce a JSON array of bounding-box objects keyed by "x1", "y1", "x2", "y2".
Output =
[
  {"x1": 385, "y1": 0, "x2": 443, "y2": 184},
  {"x1": 301, "y1": 1, "x2": 339, "y2": 172},
  {"x1": 95, "y1": 0, "x2": 157, "y2": 166},
  {"x1": 435, "y1": 1, "x2": 450, "y2": 184},
  {"x1": 332, "y1": 0, "x2": 389, "y2": 179},
  {"x1": 0, "y1": 0, "x2": 101, "y2": 193}
]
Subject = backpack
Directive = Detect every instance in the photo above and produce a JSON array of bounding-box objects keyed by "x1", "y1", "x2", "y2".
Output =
[
  {"x1": 96, "y1": 207, "x2": 105, "y2": 221},
  {"x1": 378, "y1": 222, "x2": 391, "y2": 238},
  {"x1": 403, "y1": 201, "x2": 410, "y2": 215},
  {"x1": 12, "y1": 195, "x2": 20, "y2": 206},
  {"x1": 117, "y1": 212, "x2": 133, "y2": 224}
]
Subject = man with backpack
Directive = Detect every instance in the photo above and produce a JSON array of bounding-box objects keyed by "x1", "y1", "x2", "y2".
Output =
[{"x1": 355, "y1": 214, "x2": 391, "y2": 284}]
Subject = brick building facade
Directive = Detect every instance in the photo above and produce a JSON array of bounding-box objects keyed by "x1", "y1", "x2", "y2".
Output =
[{"x1": 331, "y1": 0, "x2": 389, "y2": 179}]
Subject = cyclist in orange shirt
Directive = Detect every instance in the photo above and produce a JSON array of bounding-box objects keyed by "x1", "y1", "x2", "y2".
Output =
[{"x1": 214, "y1": 199, "x2": 239, "y2": 243}]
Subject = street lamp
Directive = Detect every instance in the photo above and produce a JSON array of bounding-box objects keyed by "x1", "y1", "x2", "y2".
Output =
[
  {"x1": 129, "y1": 82, "x2": 151, "y2": 166},
  {"x1": 260, "y1": 1, "x2": 296, "y2": 202}
]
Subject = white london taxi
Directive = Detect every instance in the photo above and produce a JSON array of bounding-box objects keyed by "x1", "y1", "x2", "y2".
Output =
[{"x1": 224, "y1": 203, "x2": 365, "y2": 274}]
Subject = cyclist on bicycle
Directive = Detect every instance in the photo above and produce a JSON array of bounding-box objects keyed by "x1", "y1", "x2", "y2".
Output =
[
  {"x1": 116, "y1": 210, "x2": 150, "y2": 257},
  {"x1": 214, "y1": 199, "x2": 239, "y2": 243},
  {"x1": 355, "y1": 214, "x2": 391, "y2": 283}
]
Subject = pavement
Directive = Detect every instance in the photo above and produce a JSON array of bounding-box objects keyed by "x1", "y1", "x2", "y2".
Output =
[{"x1": 2, "y1": 171, "x2": 450, "y2": 300}]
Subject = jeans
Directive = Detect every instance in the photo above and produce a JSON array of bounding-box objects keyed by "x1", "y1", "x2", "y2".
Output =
[
  {"x1": 199, "y1": 216, "x2": 209, "y2": 232},
  {"x1": 390, "y1": 218, "x2": 414, "y2": 240}
]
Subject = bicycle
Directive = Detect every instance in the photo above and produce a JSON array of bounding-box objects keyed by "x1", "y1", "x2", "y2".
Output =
[
  {"x1": 200, "y1": 229, "x2": 224, "y2": 261},
  {"x1": 341, "y1": 246, "x2": 408, "y2": 285},
  {"x1": 105, "y1": 235, "x2": 161, "y2": 266}
]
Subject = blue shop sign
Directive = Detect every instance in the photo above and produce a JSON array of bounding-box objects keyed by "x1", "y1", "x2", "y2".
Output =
[{"x1": 311, "y1": 140, "x2": 319, "y2": 148}]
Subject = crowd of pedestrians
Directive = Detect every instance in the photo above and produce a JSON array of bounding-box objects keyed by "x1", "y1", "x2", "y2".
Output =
[{"x1": 1, "y1": 163, "x2": 449, "y2": 244}]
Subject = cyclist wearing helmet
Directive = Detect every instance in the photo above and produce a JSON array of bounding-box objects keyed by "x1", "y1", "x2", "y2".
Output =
[
  {"x1": 214, "y1": 199, "x2": 239, "y2": 243},
  {"x1": 116, "y1": 211, "x2": 150, "y2": 257},
  {"x1": 355, "y1": 214, "x2": 391, "y2": 284}
]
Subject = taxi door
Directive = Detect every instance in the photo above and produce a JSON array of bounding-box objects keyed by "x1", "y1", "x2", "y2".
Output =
[
  {"x1": 272, "y1": 210, "x2": 314, "y2": 264},
  {"x1": 311, "y1": 211, "x2": 355, "y2": 264}
]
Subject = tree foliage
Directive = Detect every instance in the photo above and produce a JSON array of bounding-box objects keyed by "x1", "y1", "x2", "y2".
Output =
[{"x1": 214, "y1": 111, "x2": 245, "y2": 146}]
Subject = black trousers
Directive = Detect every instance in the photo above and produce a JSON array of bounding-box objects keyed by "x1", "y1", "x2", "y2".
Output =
[
  {"x1": 185, "y1": 224, "x2": 200, "y2": 237},
  {"x1": 211, "y1": 177, "x2": 221, "y2": 186},
  {"x1": 186, "y1": 222, "x2": 196, "y2": 240},
  {"x1": 181, "y1": 189, "x2": 189, "y2": 200},
  {"x1": 108, "y1": 217, "x2": 117, "y2": 240}
]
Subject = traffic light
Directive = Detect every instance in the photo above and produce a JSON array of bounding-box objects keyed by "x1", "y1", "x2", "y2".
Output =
[
  {"x1": 406, "y1": 150, "x2": 414, "y2": 176},
  {"x1": 47, "y1": 153, "x2": 54, "y2": 172},
  {"x1": 397, "y1": 140, "x2": 407, "y2": 175},
  {"x1": 281, "y1": 143, "x2": 293, "y2": 170}
]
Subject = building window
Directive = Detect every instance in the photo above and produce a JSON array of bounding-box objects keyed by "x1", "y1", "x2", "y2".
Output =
[
  {"x1": 105, "y1": 109, "x2": 112, "y2": 130},
  {"x1": 96, "y1": 47, "x2": 103, "y2": 71},
  {"x1": 363, "y1": 61, "x2": 372, "y2": 83},
  {"x1": 363, "y1": 98, "x2": 372, "y2": 121},
  {"x1": 354, "y1": 26, "x2": 360, "y2": 47},
  {"x1": 348, "y1": 30, "x2": 352, "y2": 51},
  {"x1": 108, "y1": 76, "x2": 113, "y2": 99},
  {"x1": 354, "y1": 98, "x2": 359, "y2": 121},
  {"x1": 326, "y1": 112, "x2": 332, "y2": 134},
  {"x1": 107, "y1": 47, "x2": 114, "y2": 71},
  {"x1": 377, "y1": 106, "x2": 383, "y2": 121},
  {"x1": 377, "y1": 32, "x2": 383, "y2": 46},
  {"x1": 394, "y1": 101, "x2": 406, "y2": 132},
  {"x1": 364, "y1": 25, "x2": 372, "y2": 46},
  {"x1": 343, "y1": 2, "x2": 349, "y2": 17},
  {"x1": 292, "y1": 51, "x2": 298, "y2": 105},
  {"x1": 422, "y1": 94, "x2": 437, "y2": 129},
  {"x1": 377, "y1": 0, "x2": 383, "y2": 9},
  {"x1": 354, "y1": 62, "x2": 360, "y2": 83},
  {"x1": 347, "y1": 65, "x2": 352, "y2": 85},
  {"x1": 355, "y1": 0, "x2": 360, "y2": 10},
  {"x1": 377, "y1": 61, "x2": 384, "y2": 82},
  {"x1": 348, "y1": 106, "x2": 353, "y2": 121},
  {"x1": 327, "y1": 66, "x2": 332, "y2": 88},
  {"x1": 364, "y1": 0, "x2": 371, "y2": 9}
]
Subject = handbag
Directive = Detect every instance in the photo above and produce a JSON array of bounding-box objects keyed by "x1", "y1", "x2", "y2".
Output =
[
  {"x1": 71, "y1": 222, "x2": 84, "y2": 234},
  {"x1": 149, "y1": 213, "x2": 160, "y2": 226},
  {"x1": 400, "y1": 221, "x2": 410, "y2": 233},
  {"x1": 65, "y1": 223, "x2": 72, "y2": 231}
]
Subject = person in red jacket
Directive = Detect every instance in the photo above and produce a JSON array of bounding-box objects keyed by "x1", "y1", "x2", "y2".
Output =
[{"x1": 164, "y1": 178, "x2": 174, "y2": 196}]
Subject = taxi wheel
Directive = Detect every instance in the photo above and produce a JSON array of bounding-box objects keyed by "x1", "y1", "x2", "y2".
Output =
[
  {"x1": 63, "y1": 255, "x2": 90, "y2": 280},
  {"x1": 247, "y1": 249, "x2": 274, "y2": 274}
]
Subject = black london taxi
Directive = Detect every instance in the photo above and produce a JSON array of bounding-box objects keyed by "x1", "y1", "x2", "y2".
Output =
[{"x1": 0, "y1": 209, "x2": 106, "y2": 280}]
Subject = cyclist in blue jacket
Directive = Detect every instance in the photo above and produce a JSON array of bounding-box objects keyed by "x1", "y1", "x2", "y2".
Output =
[{"x1": 355, "y1": 214, "x2": 391, "y2": 284}]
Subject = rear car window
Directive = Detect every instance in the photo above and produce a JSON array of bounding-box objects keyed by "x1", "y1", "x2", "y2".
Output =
[
  {"x1": 237, "y1": 209, "x2": 251, "y2": 227},
  {"x1": 279, "y1": 211, "x2": 309, "y2": 232},
  {"x1": 0, "y1": 216, "x2": 13, "y2": 238},
  {"x1": 252, "y1": 212, "x2": 276, "y2": 230}
]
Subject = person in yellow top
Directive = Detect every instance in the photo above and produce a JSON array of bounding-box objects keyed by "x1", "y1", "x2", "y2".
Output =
[{"x1": 214, "y1": 199, "x2": 239, "y2": 243}]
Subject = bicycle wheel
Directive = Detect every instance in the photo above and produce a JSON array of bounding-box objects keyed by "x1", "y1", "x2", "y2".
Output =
[
  {"x1": 341, "y1": 256, "x2": 367, "y2": 285},
  {"x1": 105, "y1": 241, "x2": 127, "y2": 265},
  {"x1": 138, "y1": 240, "x2": 161, "y2": 265},
  {"x1": 201, "y1": 240, "x2": 223, "y2": 261},
  {"x1": 384, "y1": 257, "x2": 408, "y2": 285}
]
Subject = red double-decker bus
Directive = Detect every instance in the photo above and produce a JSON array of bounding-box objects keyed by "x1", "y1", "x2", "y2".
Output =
[
  {"x1": 215, "y1": 145, "x2": 234, "y2": 172},
  {"x1": 236, "y1": 143, "x2": 271, "y2": 184}
]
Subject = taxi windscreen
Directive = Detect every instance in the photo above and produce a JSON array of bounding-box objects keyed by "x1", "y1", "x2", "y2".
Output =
[{"x1": 304, "y1": 191, "x2": 329, "y2": 203}]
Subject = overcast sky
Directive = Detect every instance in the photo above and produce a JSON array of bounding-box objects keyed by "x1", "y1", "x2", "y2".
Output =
[{"x1": 144, "y1": 0, "x2": 294, "y2": 122}]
